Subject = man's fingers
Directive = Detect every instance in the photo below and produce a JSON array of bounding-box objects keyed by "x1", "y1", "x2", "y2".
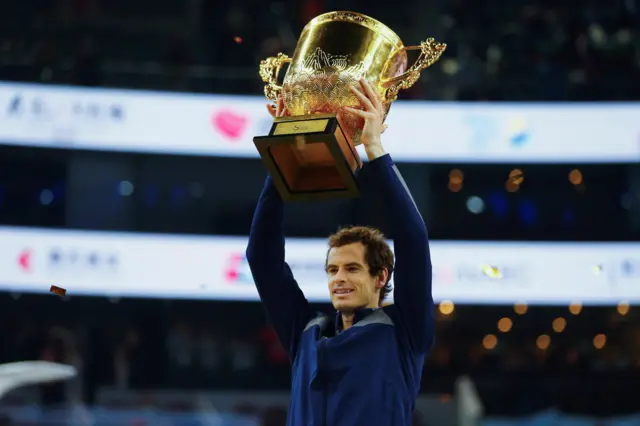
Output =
[
  {"x1": 360, "y1": 79, "x2": 384, "y2": 117},
  {"x1": 349, "y1": 85, "x2": 375, "y2": 112},
  {"x1": 343, "y1": 107, "x2": 373, "y2": 118},
  {"x1": 342, "y1": 106, "x2": 363, "y2": 116},
  {"x1": 266, "y1": 104, "x2": 276, "y2": 118},
  {"x1": 276, "y1": 95, "x2": 285, "y2": 117}
]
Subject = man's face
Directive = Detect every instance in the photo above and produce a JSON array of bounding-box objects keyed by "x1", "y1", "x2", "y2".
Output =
[{"x1": 326, "y1": 243, "x2": 383, "y2": 312}]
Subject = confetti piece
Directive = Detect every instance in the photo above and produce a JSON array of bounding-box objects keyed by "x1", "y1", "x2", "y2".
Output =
[
  {"x1": 50, "y1": 285, "x2": 66, "y2": 296},
  {"x1": 233, "y1": 36, "x2": 243, "y2": 44}
]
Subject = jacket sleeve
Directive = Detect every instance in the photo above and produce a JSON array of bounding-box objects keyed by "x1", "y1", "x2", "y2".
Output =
[
  {"x1": 361, "y1": 154, "x2": 434, "y2": 353},
  {"x1": 245, "y1": 176, "x2": 315, "y2": 362}
]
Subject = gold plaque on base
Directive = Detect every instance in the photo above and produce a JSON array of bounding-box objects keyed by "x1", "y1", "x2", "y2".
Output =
[{"x1": 253, "y1": 113, "x2": 363, "y2": 202}]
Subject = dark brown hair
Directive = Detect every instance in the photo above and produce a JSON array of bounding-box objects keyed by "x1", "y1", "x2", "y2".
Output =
[{"x1": 326, "y1": 226, "x2": 394, "y2": 305}]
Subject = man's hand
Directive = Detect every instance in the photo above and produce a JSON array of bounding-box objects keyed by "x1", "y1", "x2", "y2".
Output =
[
  {"x1": 342, "y1": 79, "x2": 388, "y2": 161},
  {"x1": 266, "y1": 94, "x2": 290, "y2": 118}
]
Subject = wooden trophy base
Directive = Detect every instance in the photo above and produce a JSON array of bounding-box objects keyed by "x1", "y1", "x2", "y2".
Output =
[{"x1": 253, "y1": 113, "x2": 363, "y2": 202}]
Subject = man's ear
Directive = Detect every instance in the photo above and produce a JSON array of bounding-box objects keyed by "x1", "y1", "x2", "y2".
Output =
[{"x1": 375, "y1": 269, "x2": 389, "y2": 289}]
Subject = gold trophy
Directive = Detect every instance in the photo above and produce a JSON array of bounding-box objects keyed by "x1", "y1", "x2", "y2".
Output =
[{"x1": 253, "y1": 11, "x2": 446, "y2": 201}]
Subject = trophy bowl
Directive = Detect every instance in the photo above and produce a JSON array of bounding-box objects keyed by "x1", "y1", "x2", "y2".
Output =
[{"x1": 254, "y1": 11, "x2": 446, "y2": 201}]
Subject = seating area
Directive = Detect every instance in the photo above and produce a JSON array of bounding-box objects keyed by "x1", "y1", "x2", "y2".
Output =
[{"x1": 0, "y1": 0, "x2": 637, "y2": 99}]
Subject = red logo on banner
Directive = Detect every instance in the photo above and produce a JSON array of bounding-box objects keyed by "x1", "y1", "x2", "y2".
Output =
[
  {"x1": 212, "y1": 110, "x2": 248, "y2": 140},
  {"x1": 17, "y1": 249, "x2": 32, "y2": 272},
  {"x1": 224, "y1": 253, "x2": 244, "y2": 282}
]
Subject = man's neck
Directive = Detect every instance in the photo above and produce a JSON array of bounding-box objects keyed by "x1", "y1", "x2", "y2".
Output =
[
  {"x1": 340, "y1": 304, "x2": 378, "y2": 331},
  {"x1": 341, "y1": 313, "x2": 355, "y2": 330}
]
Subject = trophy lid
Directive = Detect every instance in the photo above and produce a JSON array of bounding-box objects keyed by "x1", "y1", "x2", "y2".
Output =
[{"x1": 305, "y1": 11, "x2": 404, "y2": 50}]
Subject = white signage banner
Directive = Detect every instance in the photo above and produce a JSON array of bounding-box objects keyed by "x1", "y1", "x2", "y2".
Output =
[
  {"x1": 0, "y1": 226, "x2": 637, "y2": 304},
  {"x1": 0, "y1": 82, "x2": 638, "y2": 163}
]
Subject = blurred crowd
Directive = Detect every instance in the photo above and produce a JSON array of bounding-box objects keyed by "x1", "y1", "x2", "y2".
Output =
[
  {"x1": 1, "y1": 294, "x2": 639, "y2": 418},
  {"x1": 0, "y1": 0, "x2": 638, "y2": 100},
  {"x1": 440, "y1": 0, "x2": 639, "y2": 101}
]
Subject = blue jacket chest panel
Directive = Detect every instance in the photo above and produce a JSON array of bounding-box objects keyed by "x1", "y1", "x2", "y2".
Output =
[
  {"x1": 288, "y1": 309, "x2": 420, "y2": 426},
  {"x1": 302, "y1": 309, "x2": 397, "y2": 382}
]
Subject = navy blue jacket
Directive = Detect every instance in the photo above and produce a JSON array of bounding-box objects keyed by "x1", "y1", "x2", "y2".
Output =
[{"x1": 246, "y1": 154, "x2": 434, "y2": 426}]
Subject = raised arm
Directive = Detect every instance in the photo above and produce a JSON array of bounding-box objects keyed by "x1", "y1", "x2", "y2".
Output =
[
  {"x1": 245, "y1": 176, "x2": 315, "y2": 361},
  {"x1": 362, "y1": 154, "x2": 434, "y2": 352},
  {"x1": 344, "y1": 80, "x2": 434, "y2": 353}
]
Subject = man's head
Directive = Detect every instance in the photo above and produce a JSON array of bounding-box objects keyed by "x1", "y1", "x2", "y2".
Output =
[{"x1": 325, "y1": 226, "x2": 394, "y2": 312}]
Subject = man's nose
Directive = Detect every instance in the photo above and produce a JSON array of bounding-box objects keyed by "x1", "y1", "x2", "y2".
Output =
[{"x1": 334, "y1": 268, "x2": 348, "y2": 282}]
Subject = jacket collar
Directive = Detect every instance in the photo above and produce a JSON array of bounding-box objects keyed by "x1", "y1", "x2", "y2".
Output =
[{"x1": 334, "y1": 308, "x2": 377, "y2": 333}]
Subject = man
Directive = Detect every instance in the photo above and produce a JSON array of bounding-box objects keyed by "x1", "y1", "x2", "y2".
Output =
[{"x1": 246, "y1": 79, "x2": 433, "y2": 426}]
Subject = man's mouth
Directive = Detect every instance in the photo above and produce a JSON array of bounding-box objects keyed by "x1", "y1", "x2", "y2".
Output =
[{"x1": 334, "y1": 289, "x2": 354, "y2": 295}]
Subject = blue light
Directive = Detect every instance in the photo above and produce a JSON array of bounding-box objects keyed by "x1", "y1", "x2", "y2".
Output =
[
  {"x1": 39, "y1": 189, "x2": 54, "y2": 206},
  {"x1": 466, "y1": 196, "x2": 485, "y2": 214},
  {"x1": 488, "y1": 191, "x2": 509, "y2": 218},
  {"x1": 519, "y1": 199, "x2": 537, "y2": 226},
  {"x1": 118, "y1": 181, "x2": 134, "y2": 196}
]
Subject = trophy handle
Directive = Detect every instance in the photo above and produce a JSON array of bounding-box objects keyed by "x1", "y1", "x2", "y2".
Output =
[
  {"x1": 259, "y1": 53, "x2": 292, "y2": 102},
  {"x1": 380, "y1": 38, "x2": 446, "y2": 102}
]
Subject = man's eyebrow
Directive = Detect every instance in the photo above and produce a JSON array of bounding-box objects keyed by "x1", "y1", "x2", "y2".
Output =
[{"x1": 326, "y1": 262, "x2": 362, "y2": 269}]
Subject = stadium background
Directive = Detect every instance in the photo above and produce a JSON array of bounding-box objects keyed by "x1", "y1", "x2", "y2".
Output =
[{"x1": 0, "y1": 0, "x2": 639, "y2": 425}]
